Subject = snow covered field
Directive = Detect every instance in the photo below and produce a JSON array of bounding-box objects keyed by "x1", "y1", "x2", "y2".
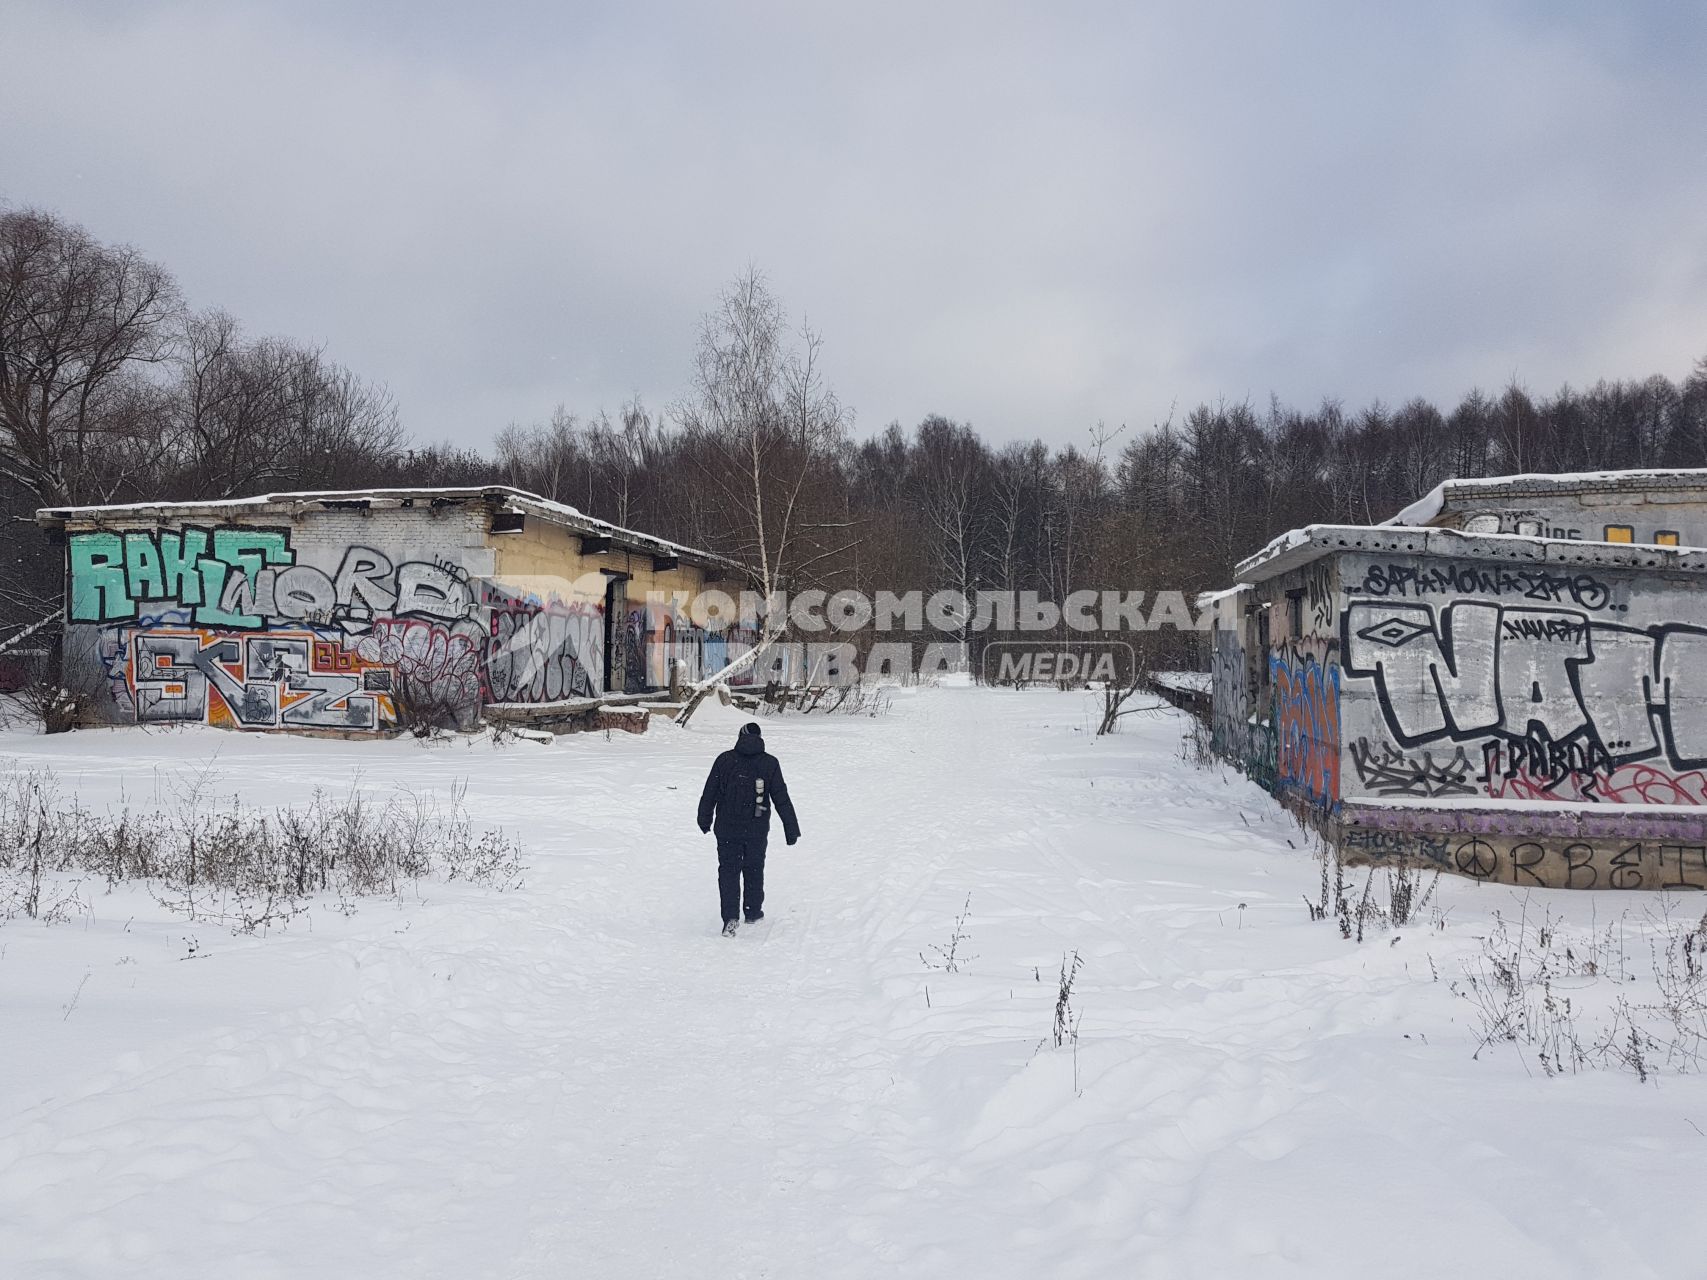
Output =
[{"x1": 1, "y1": 687, "x2": 1703, "y2": 1279}]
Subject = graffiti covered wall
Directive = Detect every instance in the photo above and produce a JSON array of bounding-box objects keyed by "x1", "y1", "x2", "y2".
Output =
[
  {"x1": 66, "y1": 510, "x2": 497, "y2": 731},
  {"x1": 62, "y1": 504, "x2": 756, "y2": 733},
  {"x1": 1210, "y1": 621, "x2": 1255, "y2": 766},
  {"x1": 1339, "y1": 554, "x2": 1707, "y2": 808},
  {"x1": 1256, "y1": 560, "x2": 1344, "y2": 814},
  {"x1": 1334, "y1": 550, "x2": 1707, "y2": 887},
  {"x1": 1209, "y1": 542, "x2": 1707, "y2": 888},
  {"x1": 486, "y1": 514, "x2": 766, "y2": 695}
]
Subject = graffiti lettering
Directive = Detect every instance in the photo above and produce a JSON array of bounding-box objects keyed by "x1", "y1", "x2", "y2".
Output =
[
  {"x1": 1270, "y1": 652, "x2": 1340, "y2": 811},
  {"x1": 129, "y1": 630, "x2": 382, "y2": 730},
  {"x1": 71, "y1": 527, "x2": 295, "y2": 626},
  {"x1": 1210, "y1": 628, "x2": 1250, "y2": 759},
  {"x1": 1356, "y1": 562, "x2": 1613, "y2": 610},
  {"x1": 1349, "y1": 738, "x2": 1478, "y2": 799},
  {"x1": 484, "y1": 586, "x2": 602, "y2": 704},
  {"x1": 1343, "y1": 600, "x2": 1707, "y2": 774},
  {"x1": 70, "y1": 520, "x2": 747, "y2": 733},
  {"x1": 1302, "y1": 562, "x2": 1335, "y2": 633},
  {"x1": 1341, "y1": 827, "x2": 1451, "y2": 869},
  {"x1": 355, "y1": 618, "x2": 485, "y2": 714},
  {"x1": 1344, "y1": 829, "x2": 1707, "y2": 889}
]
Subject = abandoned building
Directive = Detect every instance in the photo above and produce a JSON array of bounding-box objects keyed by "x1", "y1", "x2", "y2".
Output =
[
  {"x1": 1209, "y1": 468, "x2": 1707, "y2": 890},
  {"x1": 37, "y1": 487, "x2": 766, "y2": 734}
]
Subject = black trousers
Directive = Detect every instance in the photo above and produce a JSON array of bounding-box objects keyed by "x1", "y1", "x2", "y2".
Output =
[{"x1": 716, "y1": 837, "x2": 767, "y2": 922}]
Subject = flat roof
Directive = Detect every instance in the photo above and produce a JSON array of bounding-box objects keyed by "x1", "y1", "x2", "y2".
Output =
[
  {"x1": 1233, "y1": 522, "x2": 1707, "y2": 585},
  {"x1": 1385, "y1": 468, "x2": 1707, "y2": 527},
  {"x1": 35, "y1": 486, "x2": 747, "y2": 577}
]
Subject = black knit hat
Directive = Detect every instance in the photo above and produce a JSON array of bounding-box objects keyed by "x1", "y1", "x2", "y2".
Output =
[{"x1": 741, "y1": 721, "x2": 763, "y2": 737}]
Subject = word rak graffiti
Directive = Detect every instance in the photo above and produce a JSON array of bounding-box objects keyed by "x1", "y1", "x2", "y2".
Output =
[
  {"x1": 69, "y1": 528, "x2": 477, "y2": 632},
  {"x1": 1269, "y1": 652, "x2": 1341, "y2": 811},
  {"x1": 1342, "y1": 597, "x2": 1707, "y2": 802}
]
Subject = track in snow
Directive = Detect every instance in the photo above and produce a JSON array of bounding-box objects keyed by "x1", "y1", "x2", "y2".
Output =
[{"x1": 0, "y1": 689, "x2": 1702, "y2": 1279}]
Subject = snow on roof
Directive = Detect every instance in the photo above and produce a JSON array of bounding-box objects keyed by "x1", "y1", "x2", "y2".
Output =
[
  {"x1": 1233, "y1": 521, "x2": 1707, "y2": 584},
  {"x1": 1381, "y1": 467, "x2": 1707, "y2": 527},
  {"x1": 37, "y1": 485, "x2": 516, "y2": 520},
  {"x1": 1385, "y1": 483, "x2": 1446, "y2": 528},
  {"x1": 35, "y1": 486, "x2": 747, "y2": 575},
  {"x1": 1194, "y1": 584, "x2": 1249, "y2": 610}
]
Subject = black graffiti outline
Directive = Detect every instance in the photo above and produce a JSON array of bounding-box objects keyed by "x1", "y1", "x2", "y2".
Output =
[
  {"x1": 1356, "y1": 562, "x2": 1614, "y2": 611},
  {"x1": 1349, "y1": 737, "x2": 1479, "y2": 799},
  {"x1": 248, "y1": 636, "x2": 378, "y2": 730},
  {"x1": 1454, "y1": 837, "x2": 1499, "y2": 879},
  {"x1": 131, "y1": 630, "x2": 380, "y2": 729},
  {"x1": 482, "y1": 583, "x2": 601, "y2": 703},
  {"x1": 70, "y1": 523, "x2": 299, "y2": 627},
  {"x1": 1342, "y1": 598, "x2": 1707, "y2": 775}
]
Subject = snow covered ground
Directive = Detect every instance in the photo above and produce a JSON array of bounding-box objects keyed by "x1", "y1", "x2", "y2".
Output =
[{"x1": 1, "y1": 688, "x2": 1703, "y2": 1279}]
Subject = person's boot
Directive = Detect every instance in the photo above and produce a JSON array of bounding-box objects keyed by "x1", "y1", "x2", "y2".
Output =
[
  {"x1": 721, "y1": 919, "x2": 739, "y2": 938},
  {"x1": 744, "y1": 909, "x2": 765, "y2": 923}
]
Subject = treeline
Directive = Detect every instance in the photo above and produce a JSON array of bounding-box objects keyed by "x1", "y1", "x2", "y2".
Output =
[
  {"x1": 492, "y1": 345, "x2": 1707, "y2": 671},
  {"x1": 1125, "y1": 379, "x2": 1707, "y2": 590},
  {"x1": 5, "y1": 204, "x2": 1707, "y2": 656}
]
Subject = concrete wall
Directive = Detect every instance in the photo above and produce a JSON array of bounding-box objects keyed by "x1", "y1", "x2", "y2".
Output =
[
  {"x1": 487, "y1": 516, "x2": 766, "y2": 698},
  {"x1": 1431, "y1": 481, "x2": 1707, "y2": 547},
  {"x1": 1337, "y1": 549, "x2": 1707, "y2": 807},
  {"x1": 1212, "y1": 542, "x2": 1707, "y2": 888},
  {"x1": 1211, "y1": 563, "x2": 1345, "y2": 816},
  {"x1": 60, "y1": 502, "x2": 755, "y2": 734}
]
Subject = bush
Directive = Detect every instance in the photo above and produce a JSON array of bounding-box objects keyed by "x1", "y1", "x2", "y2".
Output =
[
  {"x1": 0, "y1": 766, "x2": 523, "y2": 932},
  {"x1": 1454, "y1": 898, "x2": 1707, "y2": 1079}
]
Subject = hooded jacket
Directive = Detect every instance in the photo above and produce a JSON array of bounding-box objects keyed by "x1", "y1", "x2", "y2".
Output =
[{"x1": 698, "y1": 723, "x2": 800, "y2": 844}]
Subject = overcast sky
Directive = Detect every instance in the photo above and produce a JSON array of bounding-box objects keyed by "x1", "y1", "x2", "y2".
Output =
[{"x1": 6, "y1": 1, "x2": 1705, "y2": 450}]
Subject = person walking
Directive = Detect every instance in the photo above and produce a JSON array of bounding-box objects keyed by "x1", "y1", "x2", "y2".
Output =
[{"x1": 697, "y1": 721, "x2": 800, "y2": 936}]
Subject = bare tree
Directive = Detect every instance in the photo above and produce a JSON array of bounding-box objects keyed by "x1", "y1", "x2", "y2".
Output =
[
  {"x1": 494, "y1": 405, "x2": 584, "y2": 503},
  {"x1": 276, "y1": 349, "x2": 404, "y2": 491},
  {"x1": 163, "y1": 309, "x2": 291, "y2": 497},
  {"x1": 153, "y1": 310, "x2": 404, "y2": 500},
  {"x1": 674, "y1": 268, "x2": 849, "y2": 719},
  {"x1": 585, "y1": 397, "x2": 667, "y2": 529},
  {"x1": 912, "y1": 416, "x2": 990, "y2": 666},
  {"x1": 0, "y1": 208, "x2": 182, "y2": 506}
]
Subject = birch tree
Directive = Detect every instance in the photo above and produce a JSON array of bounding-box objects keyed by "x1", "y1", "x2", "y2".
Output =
[{"x1": 674, "y1": 269, "x2": 849, "y2": 719}]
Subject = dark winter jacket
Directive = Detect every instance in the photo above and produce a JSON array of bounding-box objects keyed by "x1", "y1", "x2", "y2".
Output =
[{"x1": 698, "y1": 724, "x2": 801, "y2": 844}]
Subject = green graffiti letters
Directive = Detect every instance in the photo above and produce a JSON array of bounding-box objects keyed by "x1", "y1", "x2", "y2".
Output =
[{"x1": 69, "y1": 527, "x2": 296, "y2": 629}]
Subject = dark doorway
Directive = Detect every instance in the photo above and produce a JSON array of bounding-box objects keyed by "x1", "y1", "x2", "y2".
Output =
[{"x1": 603, "y1": 574, "x2": 629, "y2": 693}]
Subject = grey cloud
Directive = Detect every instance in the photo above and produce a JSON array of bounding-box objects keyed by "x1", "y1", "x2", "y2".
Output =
[{"x1": 4, "y1": 0, "x2": 1704, "y2": 448}]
